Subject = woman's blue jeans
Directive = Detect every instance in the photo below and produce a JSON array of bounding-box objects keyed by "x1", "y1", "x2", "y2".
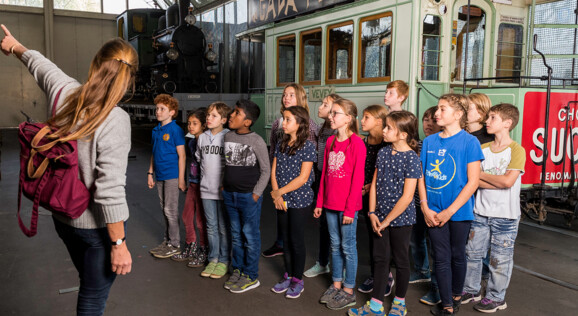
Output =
[{"x1": 53, "y1": 217, "x2": 117, "y2": 316}]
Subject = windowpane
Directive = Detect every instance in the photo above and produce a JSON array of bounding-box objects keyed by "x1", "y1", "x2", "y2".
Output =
[
  {"x1": 421, "y1": 15, "x2": 441, "y2": 81},
  {"x1": 129, "y1": 0, "x2": 166, "y2": 9},
  {"x1": 454, "y1": 5, "x2": 485, "y2": 81},
  {"x1": 301, "y1": 29, "x2": 322, "y2": 83},
  {"x1": 103, "y1": 0, "x2": 126, "y2": 14},
  {"x1": 496, "y1": 23, "x2": 523, "y2": 83},
  {"x1": 278, "y1": 35, "x2": 296, "y2": 85},
  {"x1": 131, "y1": 13, "x2": 147, "y2": 33},
  {"x1": 54, "y1": 0, "x2": 100, "y2": 12},
  {"x1": 360, "y1": 13, "x2": 392, "y2": 81},
  {"x1": 327, "y1": 22, "x2": 353, "y2": 82},
  {"x1": 0, "y1": 0, "x2": 42, "y2": 7}
]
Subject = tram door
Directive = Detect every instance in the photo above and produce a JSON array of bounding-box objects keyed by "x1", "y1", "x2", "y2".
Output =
[{"x1": 449, "y1": 0, "x2": 493, "y2": 84}]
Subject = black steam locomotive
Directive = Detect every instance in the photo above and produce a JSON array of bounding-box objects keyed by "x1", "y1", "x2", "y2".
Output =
[{"x1": 117, "y1": 0, "x2": 218, "y2": 99}]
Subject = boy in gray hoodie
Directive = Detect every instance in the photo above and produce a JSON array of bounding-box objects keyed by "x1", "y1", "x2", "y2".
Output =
[{"x1": 196, "y1": 102, "x2": 231, "y2": 279}]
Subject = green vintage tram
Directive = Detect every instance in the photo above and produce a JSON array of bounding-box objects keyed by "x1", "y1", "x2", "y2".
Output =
[{"x1": 236, "y1": 0, "x2": 578, "y2": 224}]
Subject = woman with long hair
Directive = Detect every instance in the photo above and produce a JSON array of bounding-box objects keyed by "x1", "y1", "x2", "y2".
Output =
[{"x1": 2, "y1": 25, "x2": 135, "y2": 315}]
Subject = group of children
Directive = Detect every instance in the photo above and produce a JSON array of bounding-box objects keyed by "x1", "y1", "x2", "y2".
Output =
[{"x1": 144, "y1": 79, "x2": 526, "y2": 316}]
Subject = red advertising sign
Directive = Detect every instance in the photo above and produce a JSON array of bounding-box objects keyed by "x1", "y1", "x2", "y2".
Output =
[{"x1": 521, "y1": 91, "x2": 578, "y2": 185}]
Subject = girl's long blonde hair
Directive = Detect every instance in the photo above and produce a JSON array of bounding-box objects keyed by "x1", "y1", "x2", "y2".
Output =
[
  {"x1": 47, "y1": 38, "x2": 138, "y2": 141},
  {"x1": 468, "y1": 93, "x2": 492, "y2": 125}
]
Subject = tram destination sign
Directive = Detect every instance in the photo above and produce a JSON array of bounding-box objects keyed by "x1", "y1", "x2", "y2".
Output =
[{"x1": 248, "y1": 0, "x2": 352, "y2": 28}]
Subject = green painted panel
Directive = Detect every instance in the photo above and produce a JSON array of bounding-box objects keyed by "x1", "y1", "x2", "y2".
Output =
[{"x1": 250, "y1": 94, "x2": 267, "y2": 140}]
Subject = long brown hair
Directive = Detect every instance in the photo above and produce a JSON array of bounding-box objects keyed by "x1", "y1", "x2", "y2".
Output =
[
  {"x1": 280, "y1": 106, "x2": 310, "y2": 155},
  {"x1": 280, "y1": 83, "x2": 309, "y2": 114},
  {"x1": 47, "y1": 38, "x2": 138, "y2": 141}
]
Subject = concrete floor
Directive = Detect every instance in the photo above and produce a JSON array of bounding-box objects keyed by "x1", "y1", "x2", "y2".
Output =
[{"x1": 1, "y1": 127, "x2": 578, "y2": 316}]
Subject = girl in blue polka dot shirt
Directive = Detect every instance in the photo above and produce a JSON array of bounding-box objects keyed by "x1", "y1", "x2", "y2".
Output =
[
  {"x1": 270, "y1": 106, "x2": 316, "y2": 299},
  {"x1": 349, "y1": 111, "x2": 422, "y2": 316}
]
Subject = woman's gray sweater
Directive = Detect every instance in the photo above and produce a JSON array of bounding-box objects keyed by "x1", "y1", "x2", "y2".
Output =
[{"x1": 22, "y1": 50, "x2": 131, "y2": 229}]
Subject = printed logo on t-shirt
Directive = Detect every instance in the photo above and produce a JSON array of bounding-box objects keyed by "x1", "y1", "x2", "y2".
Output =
[
  {"x1": 328, "y1": 151, "x2": 346, "y2": 178},
  {"x1": 163, "y1": 133, "x2": 170, "y2": 141},
  {"x1": 225, "y1": 142, "x2": 257, "y2": 166},
  {"x1": 425, "y1": 153, "x2": 456, "y2": 189}
]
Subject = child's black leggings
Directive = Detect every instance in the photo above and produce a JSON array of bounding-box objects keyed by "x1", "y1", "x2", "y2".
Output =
[
  {"x1": 278, "y1": 205, "x2": 310, "y2": 279},
  {"x1": 429, "y1": 220, "x2": 472, "y2": 309},
  {"x1": 372, "y1": 225, "x2": 413, "y2": 300}
]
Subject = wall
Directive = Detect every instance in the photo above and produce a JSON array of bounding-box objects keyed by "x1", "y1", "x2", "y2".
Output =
[{"x1": 0, "y1": 8, "x2": 115, "y2": 128}]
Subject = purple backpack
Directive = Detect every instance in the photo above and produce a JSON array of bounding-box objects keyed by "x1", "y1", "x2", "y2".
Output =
[{"x1": 17, "y1": 90, "x2": 90, "y2": 237}]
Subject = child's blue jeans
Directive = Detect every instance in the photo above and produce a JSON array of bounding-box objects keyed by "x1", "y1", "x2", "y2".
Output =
[
  {"x1": 464, "y1": 214, "x2": 520, "y2": 301},
  {"x1": 326, "y1": 209, "x2": 358, "y2": 289},
  {"x1": 222, "y1": 190, "x2": 262, "y2": 280},
  {"x1": 202, "y1": 199, "x2": 230, "y2": 263}
]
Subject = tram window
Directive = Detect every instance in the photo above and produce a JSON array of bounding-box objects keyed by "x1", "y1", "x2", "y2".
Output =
[
  {"x1": 453, "y1": 5, "x2": 485, "y2": 81},
  {"x1": 421, "y1": 15, "x2": 442, "y2": 81},
  {"x1": 496, "y1": 24, "x2": 523, "y2": 83},
  {"x1": 118, "y1": 17, "x2": 125, "y2": 39},
  {"x1": 327, "y1": 21, "x2": 353, "y2": 83},
  {"x1": 300, "y1": 29, "x2": 322, "y2": 85},
  {"x1": 277, "y1": 35, "x2": 296, "y2": 86},
  {"x1": 358, "y1": 12, "x2": 392, "y2": 83}
]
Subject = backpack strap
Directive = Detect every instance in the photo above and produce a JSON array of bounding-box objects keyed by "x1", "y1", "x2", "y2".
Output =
[
  {"x1": 17, "y1": 164, "x2": 50, "y2": 237},
  {"x1": 17, "y1": 88, "x2": 65, "y2": 237}
]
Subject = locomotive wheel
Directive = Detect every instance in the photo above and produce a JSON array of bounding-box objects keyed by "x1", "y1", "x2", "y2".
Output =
[{"x1": 521, "y1": 201, "x2": 545, "y2": 224}]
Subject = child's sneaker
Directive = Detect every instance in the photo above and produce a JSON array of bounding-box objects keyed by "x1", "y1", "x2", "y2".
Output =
[
  {"x1": 261, "y1": 243, "x2": 283, "y2": 257},
  {"x1": 171, "y1": 242, "x2": 196, "y2": 262},
  {"x1": 473, "y1": 298, "x2": 507, "y2": 313},
  {"x1": 271, "y1": 273, "x2": 292, "y2": 293},
  {"x1": 358, "y1": 276, "x2": 374, "y2": 293},
  {"x1": 187, "y1": 246, "x2": 207, "y2": 268},
  {"x1": 430, "y1": 304, "x2": 454, "y2": 316},
  {"x1": 149, "y1": 241, "x2": 168, "y2": 255},
  {"x1": 153, "y1": 244, "x2": 181, "y2": 259},
  {"x1": 409, "y1": 270, "x2": 431, "y2": 284},
  {"x1": 420, "y1": 288, "x2": 441, "y2": 305},
  {"x1": 201, "y1": 262, "x2": 218, "y2": 277},
  {"x1": 229, "y1": 274, "x2": 260, "y2": 293},
  {"x1": 319, "y1": 285, "x2": 340, "y2": 304},
  {"x1": 347, "y1": 301, "x2": 384, "y2": 316},
  {"x1": 384, "y1": 273, "x2": 395, "y2": 297},
  {"x1": 461, "y1": 291, "x2": 482, "y2": 304},
  {"x1": 388, "y1": 300, "x2": 406, "y2": 316},
  {"x1": 304, "y1": 261, "x2": 330, "y2": 277},
  {"x1": 210, "y1": 262, "x2": 228, "y2": 279},
  {"x1": 285, "y1": 277, "x2": 304, "y2": 299},
  {"x1": 224, "y1": 269, "x2": 241, "y2": 290},
  {"x1": 327, "y1": 289, "x2": 356, "y2": 310}
]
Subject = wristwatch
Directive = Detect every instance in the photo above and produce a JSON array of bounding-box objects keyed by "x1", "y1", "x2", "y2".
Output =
[{"x1": 112, "y1": 237, "x2": 126, "y2": 246}]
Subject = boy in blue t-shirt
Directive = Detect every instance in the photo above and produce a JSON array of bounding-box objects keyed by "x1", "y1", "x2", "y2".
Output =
[{"x1": 147, "y1": 94, "x2": 186, "y2": 259}]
